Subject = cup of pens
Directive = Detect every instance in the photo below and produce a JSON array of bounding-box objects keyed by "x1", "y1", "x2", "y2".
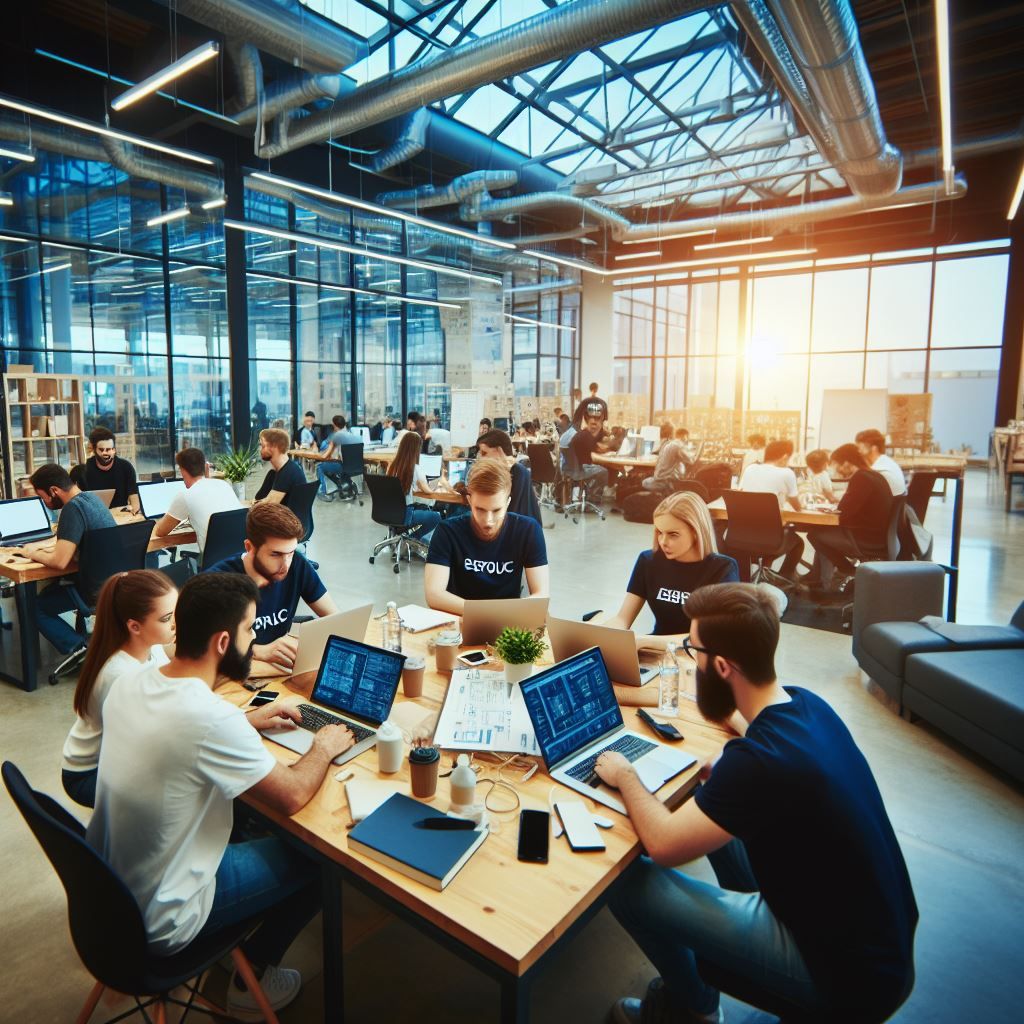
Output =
[{"x1": 409, "y1": 745, "x2": 440, "y2": 798}]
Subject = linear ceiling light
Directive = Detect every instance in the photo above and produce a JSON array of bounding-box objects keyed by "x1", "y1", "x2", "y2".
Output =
[
  {"x1": 935, "y1": 0, "x2": 955, "y2": 193},
  {"x1": 621, "y1": 229, "x2": 715, "y2": 244},
  {"x1": 0, "y1": 143, "x2": 35, "y2": 162},
  {"x1": 505, "y1": 312, "x2": 576, "y2": 333},
  {"x1": 226, "y1": 219, "x2": 502, "y2": 286},
  {"x1": 1007, "y1": 157, "x2": 1024, "y2": 220},
  {"x1": 200, "y1": 197, "x2": 227, "y2": 211},
  {"x1": 614, "y1": 250, "x2": 660, "y2": 261},
  {"x1": 693, "y1": 235, "x2": 775, "y2": 251},
  {"x1": 248, "y1": 172, "x2": 517, "y2": 251},
  {"x1": 245, "y1": 270, "x2": 462, "y2": 310},
  {"x1": 147, "y1": 207, "x2": 190, "y2": 227},
  {"x1": 609, "y1": 248, "x2": 817, "y2": 277},
  {"x1": 6, "y1": 261, "x2": 72, "y2": 283},
  {"x1": 522, "y1": 248, "x2": 609, "y2": 276},
  {"x1": 0, "y1": 192, "x2": 13, "y2": 207},
  {"x1": 111, "y1": 42, "x2": 220, "y2": 112},
  {"x1": 0, "y1": 95, "x2": 215, "y2": 166}
]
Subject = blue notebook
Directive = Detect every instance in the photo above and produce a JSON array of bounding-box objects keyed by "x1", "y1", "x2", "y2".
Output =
[{"x1": 347, "y1": 793, "x2": 488, "y2": 891}]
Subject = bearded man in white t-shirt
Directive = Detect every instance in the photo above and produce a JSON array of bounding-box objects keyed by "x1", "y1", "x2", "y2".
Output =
[
  {"x1": 736, "y1": 439, "x2": 805, "y2": 579},
  {"x1": 855, "y1": 428, "x2": 907, "y2": 496},
  {"x1": 87, "y1": 573, "x2": 353, "y2": 1019}
]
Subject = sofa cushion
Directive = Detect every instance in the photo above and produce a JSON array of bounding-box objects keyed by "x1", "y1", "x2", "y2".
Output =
[
  {"x1": 862, "y1": 621, "x2": 1024, "y2": 678},
  {"x1": 905, "y1": 650, "x2": 1024, "y2": 747}
]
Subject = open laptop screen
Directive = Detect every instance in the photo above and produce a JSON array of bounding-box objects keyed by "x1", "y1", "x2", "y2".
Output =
[
  {"x1": 0, "y1": 497, "x2": 52, "y2": 543},
  {"x1": 520, "y1": 648, "x2": 623, "y2": 768},
  {"x1": 419, "y1": 453, "x2": 443, "y2": 478},
  {"x1": 311, "y1": 634, "x2": 405, "y2": 727},
  {"x1": 137, "y1": 479, "x2": 186, "y2": 519},
  {"x1": 446, "y1": 459, "x2": 472, "y2": 487}
]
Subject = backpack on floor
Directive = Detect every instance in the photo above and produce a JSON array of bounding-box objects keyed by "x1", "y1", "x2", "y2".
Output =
[{"x1": 622, "y1": 490, "x2": 665, "y2": 524}]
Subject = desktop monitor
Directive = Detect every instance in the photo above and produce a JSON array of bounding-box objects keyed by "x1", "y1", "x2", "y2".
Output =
[
  {"x1": 352, "y1": 426, "x2": 370, "y2": 445},
  {"x1": 640, "y1": 425, "x2": 661, "y2": 443},
  {"x1": 493, "y1": 417, "x2": 510, "y2": 432}
]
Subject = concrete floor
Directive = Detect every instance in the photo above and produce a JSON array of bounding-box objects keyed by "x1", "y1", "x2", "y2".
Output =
[{"x1": 1, "y1": 468, "x2": 1022, "y2": 1023}]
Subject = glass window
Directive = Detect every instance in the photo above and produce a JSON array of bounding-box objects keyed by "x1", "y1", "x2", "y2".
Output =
[
  {"x1": 931, "y1": 255, "x2": 1009, "y2": 347},
  {"x1": 811, "y1": 268, "x2": 868, "y2": 352},
  {"x1": 807, "y1": 352, "x2": 865, "y2": 448},
  {"x1": 928, "y1": 348, "x2": 1000, "y2": 456},
  {"x1": 174, "y1": 356, "x2": 231, "y2": 460},
  {"x1": 249, "y1": 359, "x2": 293, "y2": 434},
  {"x1": 750, "y1": 273, "x2": 811, "y2": 354},
  {"x1": 690, "y1": 283, "x2": 717, "y2": 356},
  {"x1": 867, "y1": 262, "x2": 932, "y2": 350}
]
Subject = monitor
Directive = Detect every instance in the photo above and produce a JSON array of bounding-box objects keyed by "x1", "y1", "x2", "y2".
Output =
[
  {"x1": 311, "y1": 634, "x2": 405, "y2": 727},
  {"x1": 640, "y1": 425, "x2": 661, "y2": 443},
  {"x1": 352, "y1": 426, "x2": 370, "y2": 445},
  {"x1": 137, "y1": 479, "x2": 187, "y2": 520},
  {"x1": 493, "y1": 417, "x2": 510, "y2": 432},
  {"x1": 446, "y1": 458, "x2": 472, "y2": 487},
  {"x1": 0, "y1": 497, "x2": 53, "y2": 544},
  {"x1": 419, "y1": 453, "x2": 443, "y2": 478}
]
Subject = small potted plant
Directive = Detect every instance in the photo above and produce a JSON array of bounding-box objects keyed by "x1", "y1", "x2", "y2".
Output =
[
  {"x1": 214, "y1": 444, "x2": 260, "y2": 501},
  {"x1": 494, "y1": 626, "x2": 546, "y2": 684}
]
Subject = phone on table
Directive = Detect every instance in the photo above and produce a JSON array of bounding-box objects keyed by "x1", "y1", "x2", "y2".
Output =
[
  {"x1": 516, "y1": 809, "x2": 550, "y2": 863},
  {"x1": 636, "y1": 708, "x2": 683, "y2": 742},
  {"x1": 249, "y1": 690, "x2": 279, "y2": 708},
  {"x1": 457, "y1": 650, "x2": 489, "y2": 668}
]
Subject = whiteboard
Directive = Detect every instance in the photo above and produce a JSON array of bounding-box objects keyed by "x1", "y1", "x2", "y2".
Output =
[
  {"x1": 449, "y1": 388, "x2": 484, "y2": 448},
  {"x1": 819, "y1": 389, "x2": 888, "y2": 451}
]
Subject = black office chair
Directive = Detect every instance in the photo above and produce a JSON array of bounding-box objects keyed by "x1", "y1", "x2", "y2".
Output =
[
  {"x1": 527, "y1": 444, "x2": 559, "y2": 512},
  {"x1": 48, "y1": 520, "x2": 156, "y2": 686},
  {"x1": 364, "y1": 475, "x2": 429, "y2": 575},
  {"x1": 721, "y1": 490, "x2": 794, "y2": 590},
  {"x1": 905, "y1": 471, "x2": 938, "y2": 525},
  {"x1": 837, "y1": 496, "x2": 908, "y2": 629},
  {"x1": 188, "y1": 507, "x2": 249, "y2": 571},
  {"x1": 283, "y1": 480, "x2": 320, "y2": 570},
  {"x1": 560, "y1": 445, "x2": 606, "y2": 524},
  {"x1": 337, "y1": 443, "x2": 365, "y2": 506},
  {"x1": 1, "y1": 761, "x2": 282, "y2": 1024}
]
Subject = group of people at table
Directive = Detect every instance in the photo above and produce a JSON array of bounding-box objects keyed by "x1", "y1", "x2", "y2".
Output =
[{"x1": 3, "y1": 418, "x2": 917, "y2": 1023}]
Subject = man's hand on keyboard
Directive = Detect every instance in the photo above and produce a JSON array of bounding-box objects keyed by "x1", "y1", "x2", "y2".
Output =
[
  {"x1": 594, "y1": 751, "x2": 632, "y2": 788},
  {"x1": 313, "y1": 723, "x2": 355, "y2": 760},
  {"x1": 248, "y1": 701, "x2": 302, "y2": 732},
  {"x1": 253, "y1": 634, "x2": 299, "y2": 672}
]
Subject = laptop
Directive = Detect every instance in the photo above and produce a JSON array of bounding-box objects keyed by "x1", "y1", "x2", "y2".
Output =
[
  {"x1": 547, "y1": 615, "x2": 660, "y2": 687},
  {"x1": 446, "y1": 458, "x2": 473, "y2": 487},
  {"x1": 520, "y1": 647, "x2": 696, "y2": 815},
  {"x1": 419, "y1": 453, "x2": 443, "y2": 480},
  {"x1": 92, "y1": 489, "x2": 116, "y2": 508},
  {"x1": 462, "y1": 596, "x2": 549, "y2": 646},
  {"x1": 289, "y1": 603, "x2": 375, "y2": 677},
  {"x1": 0, "y1": 496, "x2": 55, "y2": 546},
  {"x1": 352, "y1": 426, "x2": 371, "y2": 445},
  {"x1": 136, "y1": 479, "x2": 187, "y2": 520},
  {"x1": 261, "y1": 634, "x2": 406, "y2": 766}
]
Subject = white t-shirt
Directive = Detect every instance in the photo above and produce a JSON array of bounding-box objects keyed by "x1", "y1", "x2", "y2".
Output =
[
  {"x1": 871, "y1": 453, "x2": 906, "y2": 496},
  {"x1": 61, "y1": 645, "x2": 170, "y2": 774},
  {"x1": 405, "y1": 464, "x2": 430, "y2": 506},
  {"x1": 739, "y1": 462, "x2": 799, "y2": 508},
  {"x1": 165, "y1": 477, "x2": 242, "y2": 554},
  {"x1": 87, "y1": 665, "x2": 276, "y2": 955},
  {"x1": 807, "y1": 469, "x2": 835, "y2": 501}
]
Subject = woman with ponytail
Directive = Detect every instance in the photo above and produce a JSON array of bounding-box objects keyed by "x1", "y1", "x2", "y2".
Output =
[{"x1": 61, "y1": 569, "x2": 177, "y2": 807}]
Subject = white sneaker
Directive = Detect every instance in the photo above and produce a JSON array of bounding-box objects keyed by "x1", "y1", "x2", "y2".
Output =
[{"x1": 226, "y1": 965, "x2": 301, "y2": 1021}]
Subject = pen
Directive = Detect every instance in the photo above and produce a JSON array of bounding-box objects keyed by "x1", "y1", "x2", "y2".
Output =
[{"x1": 416, "y1": 817, "x2": 477, "y2": 830}]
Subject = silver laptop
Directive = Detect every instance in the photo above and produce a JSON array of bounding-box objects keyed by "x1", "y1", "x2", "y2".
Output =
[
  {"x1": 261, "y1": 634, "x2": 406, "y2": 766},
  {"x1": 419, "y1": 453, "x2": 443, "y2": 479},
  {"x1": 520, "y1": 647, "x2": 695, "y2": 815},
  {"x1": 92, "y1": 488, "x2": 116, "y2": 508},
  {"x1": 0, "y1": 497, "x2": 54, "y2": 546},
  {"x1": 137, "y1": 479, "x2": 187, "y2": 520},
  {"x1": 462, "y1": 596, "x2": 549, "y2": 646},
  {"x1": 547, "y1": 615, "x2": 659, "y2": 687},
  {"x1": 289, "y1": 603, "x2": 375, "y2": 677}
]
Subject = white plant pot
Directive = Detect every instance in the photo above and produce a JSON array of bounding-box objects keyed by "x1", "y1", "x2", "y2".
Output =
[
  {"x1": 504, "y1": 661, "x2": 535, "y2": 685},
  {"x1": 231, "y1": 481, "x2": 246, "y2": 501}
]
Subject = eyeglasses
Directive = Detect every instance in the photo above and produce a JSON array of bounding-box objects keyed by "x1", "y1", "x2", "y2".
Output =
[{"x1": 681, "y1": 636, "x2": 709, "y2": 661}]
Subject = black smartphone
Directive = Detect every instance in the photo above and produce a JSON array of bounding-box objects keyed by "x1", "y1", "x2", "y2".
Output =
[
  {"x1": 458, "y1": 650, "x2": 489, "y2": 667},
  {"x1": 637, "y1": 708, "x2": 683, "y2": 742},
  {"x1": 249, "y1": 690, "x2": 279, "y2": 708},
  {"x1": 517, "y1": 809, "x2": 550, "y2": 863}
]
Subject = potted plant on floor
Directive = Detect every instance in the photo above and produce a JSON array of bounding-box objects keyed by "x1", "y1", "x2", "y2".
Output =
[
  {"x1": 214, "y1": 445, "x2": 260, "y2": 501},
  {"x1": 494, "y1": 626, "x2": 546, "y2": 684}
]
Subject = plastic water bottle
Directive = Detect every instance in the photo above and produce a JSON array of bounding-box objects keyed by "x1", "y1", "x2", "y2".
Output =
[
  {"x1": 381, "y1": 601, "x2": 403, "y2": 654},
  {"x1": 659, "y1": 642, "x2": 680, "y2": 717},
  {"x1": 449, "y1": 754, "x2": 477, "y2": 814}
]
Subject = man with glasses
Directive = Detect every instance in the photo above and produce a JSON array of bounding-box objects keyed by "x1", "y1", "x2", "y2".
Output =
[{"x1": 597, "y1": 583, "x2": 917, "y2": 1024}]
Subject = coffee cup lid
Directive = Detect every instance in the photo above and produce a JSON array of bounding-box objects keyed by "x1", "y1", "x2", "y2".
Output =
[
  {"x1": 404, "y1": 656, "x2": 426, "y2": 670},
  {"x1": 409, "y1": 746, "x2": 440, "y2": 764}
]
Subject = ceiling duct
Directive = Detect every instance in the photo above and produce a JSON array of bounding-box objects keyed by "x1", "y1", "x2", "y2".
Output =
[
  {"x1": 377, "y1": 171, "x2": 519, "y2": 210},
  {"x1": 462, "y1": 189, "x2": 633, "y2": 238},
  {"x1": 370, "y1": 109, "x2": 431, "y2": 174}
]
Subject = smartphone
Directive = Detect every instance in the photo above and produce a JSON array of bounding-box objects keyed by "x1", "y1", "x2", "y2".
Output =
[
  {"x1": 249, "y1": 690, "x2": 279, "y2": 707},
  {"x1": 636, "y1": 708, "x2": 683, "y2": 741},
  {"x1": 516, "y1": 809, "x2": 550, "y2": 863},
  {"x1": 553, "y1": 800, "x2": 605, "y2": 852},
  {"x1": 457, "y1": 650, "x2": 489, "y2": 667}
]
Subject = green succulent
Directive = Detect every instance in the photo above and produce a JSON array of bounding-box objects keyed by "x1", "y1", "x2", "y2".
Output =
[
  {"x1": 494, "y1": 626, "x2": 546, "y2": 666},
  {"x1": 213, "y1": 444, "x2": 260, "y2": 484}
]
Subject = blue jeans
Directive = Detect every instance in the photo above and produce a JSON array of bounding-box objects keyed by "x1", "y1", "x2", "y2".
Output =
[
  {"x1": 188, "y1": 836, "x2": 320, "y2": 968},
  {"x1": 317, "y1": 461, "x2": 346, "y2": 495},
  {"x1": 36, "y1": 582, "x2": 86, "y2": 654},
  {"x1": 575, "y1": 465, "x2": 608, "y2": 504},
  {"x1": 62, "y1": 768, "x2": 97, "y2": 808},
  {"x1": 404, "y1": 505, "x2": 440, "y2": 542},
  {"x1": 610, "y1": 840, "x2": 824, "y2": 1017}
]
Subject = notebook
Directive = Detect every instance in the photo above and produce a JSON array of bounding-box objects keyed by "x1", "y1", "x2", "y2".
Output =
[
  {"x1": 347, "y1": 793, "x2": 488, "y2": 891},
  {"x1": 343, "y1": 779, "x2": 407, "y2": 823},
  {"x1": 396, "y1": 604, "x2": 457, "y2": 633}
]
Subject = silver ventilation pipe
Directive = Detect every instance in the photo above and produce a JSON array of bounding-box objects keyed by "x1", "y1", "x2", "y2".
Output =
[
  {"x1": 226, "y1": 41, "x2": 263, "y2": 110},
  {"x1": 506, "y1": 278, "x2": 583, "y2": 295},
  {"x1": 370, "y1": 110, "x2": 431, "y2": 173},
  {"x1": 513, "y1": 228, "x2": 600, "y2": 245},
  {"x1": 462, "y1": 189, "x2": 633, "y2": 237},
  {"x1": 377, "y1": 171, "x2": 519, "y2": 210},
  {"x1": 233, "y1": 71, "x2": 352, "y2": 126}
]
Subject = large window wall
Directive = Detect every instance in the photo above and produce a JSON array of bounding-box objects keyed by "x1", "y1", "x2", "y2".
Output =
[{"x1": 613, "y1": 243, "x2": 1010, "y2": 455}]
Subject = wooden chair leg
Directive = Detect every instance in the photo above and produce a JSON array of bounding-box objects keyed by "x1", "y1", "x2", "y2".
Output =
[
  {"x1": 231, "y1": 948, "x2": 281, "y2": 1024},
  {"x1": 75, "y1": 981, "x2": 105, "y2": 1024},
  {"x1": 153, "y1": 1001, "x2": 167, "y2": 1024}
]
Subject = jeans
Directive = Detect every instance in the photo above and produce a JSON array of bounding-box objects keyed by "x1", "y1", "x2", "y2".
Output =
[
  {"x1": 62, "y1": 768, "x2": 97, "y2": 808},
  {"x1": 316, "y1": 461, "x2": 346, "y2": 496},
  {"x1": 404, "y1": 505, "x2": 441, "y2": 542},
  {"x1": 36, "y1": 582, "x2": 86, "y2": 654},
  {"x1": 188, "y1": 836, "x2": 320, "y2": 969},
  {"x1": 573, "y1": 465, "x2": 608, "y2": 505},
  {"x1": 610, "y1": 839, "x2": 823, "y2": 1017},
  {"x1": 805, "y1": 526, "x2": 867, "y2": 584}
]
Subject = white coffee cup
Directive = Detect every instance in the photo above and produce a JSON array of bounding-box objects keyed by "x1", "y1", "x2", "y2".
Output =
[{"x1": 376, "y1": 721, "x2": 404, "y2": 774}]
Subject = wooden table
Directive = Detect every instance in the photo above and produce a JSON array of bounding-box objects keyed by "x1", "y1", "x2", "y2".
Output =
[
  {"x1": 225, "y1": 624, "x2": 729, "y2": 1024},
  {"x1": 706, "y1": 502, "x2": 840, "y2": 529},
  {"x1": 0, "y1": 511, "x2": 197, "y2": 692},
  {"x1": 593, "y1": 452, "x2": 657, "y2": 472}
]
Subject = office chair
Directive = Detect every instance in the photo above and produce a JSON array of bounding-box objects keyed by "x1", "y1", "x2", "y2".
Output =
[
  {"x1": 336, "y1": 443, "x2": 366, "y2": 506},
  {"x1": 560, "y1": 446, "x2": 606, "y2": 524},
  {"x1": 284, "y1": 481, "x2": 320, "y2": 568},
  {"x1": 182, "y1": 507, "x2": 249, "y2": 572},
  {"x1": 48, "y1": 520, "x2": 156, "y2": 686},
  {"x1": 906, "y1": 471, "x2": 938, "y2": 525},
  {"x1": 721, "y1": 490, "x2": 795, "y2": 590},
  {"x1": 364, "y1": 475, "x2": 429, "y2": 575},
  {"x1": 2, "y1": 761, "x2": 281, "y2": 1024},
  {"x1": 527, "y1": 444, "x2": 559, "y2": 512}
]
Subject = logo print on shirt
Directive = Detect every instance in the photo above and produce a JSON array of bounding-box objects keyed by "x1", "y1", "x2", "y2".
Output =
[
  {"x1": 655, "y1": 588, "x2": 691, "y2": 606},
  {"x1": 253, "y1": 608, "x2": 290, "y2": 633},
  {"x1": 464, "y1": 558, "x2": 515, "y2": 575}
]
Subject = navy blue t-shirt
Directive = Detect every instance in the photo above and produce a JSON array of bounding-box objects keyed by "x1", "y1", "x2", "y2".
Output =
[
  {"x1": 254, "y1": 458, "x2": 306, "y2": 502},
  {"x1": 696, "y1": 688, "x2": 918, "y2": 1020},
  {"x1": 204, "y1": 550, "x2": 327, "y2": 644},
  {"x1": 626, "y1": 550, "x2": 739, "y2": 634},
  {"x1": 426, "y1": 512, "x2": 547, "y2": 600}
]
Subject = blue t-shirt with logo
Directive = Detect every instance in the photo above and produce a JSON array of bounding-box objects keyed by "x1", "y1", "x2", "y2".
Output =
[
  {"x1": 426, "y1": 512, "x2": 547, "y2": 600},
  {"x1": 626, "y1": 549, "x2": 739, "y2": 634},
  {"x1": 204, "y1": 551, "x2": 327, "y2": 644}
]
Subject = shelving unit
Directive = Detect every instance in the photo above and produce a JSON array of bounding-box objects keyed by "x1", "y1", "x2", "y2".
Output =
[{"x1": 1, "y1": 368, "x2": 87, "y2": 498}]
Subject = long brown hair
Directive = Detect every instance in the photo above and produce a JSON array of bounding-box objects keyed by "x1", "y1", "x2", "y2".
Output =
[
  {"x1": 387, "y1": 431, "x2": 422, "y2": 495},
  {"x1": 73, "y1": 570, "x2": 176, "y2": 719}
]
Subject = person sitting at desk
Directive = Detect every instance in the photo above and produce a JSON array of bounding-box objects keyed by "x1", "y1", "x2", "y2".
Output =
[
  {"x1": 602, "y1": 491, "x2": 739, "y2": 652},
  {"x1": 804, "y1": 448, "x2": 836, "y2": 503},
  {"x1": 572, "y1": 382, "x2": 609, "y2": 428},
  {"x1": 412, "y1": 413, "x2": 439, "y2": 456},
  {"x1": 386, "y1": 431, "x2": 456, "y2": 542},
  {"x1": 736, "y1": 438, "x2": 804, "y2": 580},
  {"x1": 153, "y1": 447, "x2": 241, "y2": 558},
  {"x1": 88, "y1": 572, "x2": 355, "y2": 1020},
  {"x1": 6, "y1": 464, "x2": 117, "y2": 656},
  {"x1": 380, "y1": 416, "x2": 398, "y2": 445},
  {"x1": 741, "y1": 433, "x2": 766, "y2": 474},
  {"x1": 292, "y1": 410, "x2": 320, "y2": 451},
  {"x1": 204, "y1": 503, "x2": 337, "y2": 675},
  {"x1": 61, "y1": 569, "x2": 177, "y2": 808},
  {"x1": 476, "y1": 428, "x2": 542, "y2": 526},
  {"x1": 81, "y1": 426, "x2": 140, "y2": 512},
  {"x1": 425, "y1": 459, "x2": 548, "y2": 616},
  {"x1": 598, "y1": 583, "x2": 917, "y2": 1024},
  {"x1": 311, "y1": 415, "x2": 362, "y2": 500},
  {"x1": 856, "y1": 428, "x2": 907, "y2": 496},
  {"x1": 253, "y1": 428, "x2": 306, "y2": 505},
  {"x1": 569, "y1": 412, "x2": 611, "y2": 506},
  {"x1": 643, "y1": 425, "x2": 693, "y2": 494}
]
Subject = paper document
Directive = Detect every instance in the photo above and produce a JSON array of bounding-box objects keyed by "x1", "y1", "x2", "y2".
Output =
[
  {"x1": 396, "y1": 604, "x2": 457, "y2": 633},
  {"x1": 432, "y1": 668, "x2": 540, "y2": 755}
]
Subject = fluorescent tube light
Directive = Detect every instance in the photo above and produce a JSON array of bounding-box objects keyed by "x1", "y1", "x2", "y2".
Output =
[
  {"x1": 0, "y1": 193, "x2": 13, "y2": 207},
  {"x1": 621, "y1": 229, "x2": 715, "y2": 244},
  {"x1": 146, "y1": 207, "x2": 190, "y2": 227},
  {"x1": 935, "y1": 0, "x2": 954, "y2": 193},
  {"x1": 0, "y1": 143, "x2": 35, "y2": 162},
  {"x1": 200, "y1": 197, "x2": 227, "y2": 210},
  {"x1": 693, "y1": 235, "x2": 775, "y2": 251},
  {"x1": 505, "y1": 313, "x2": 576, "y2": 333},
  {"x1": 245, "y1": 270, "x2": 462, "y2": 310},
  {"x1": 614, "y1": 250, "x2": 660, "y2": 261},
  {"x1": 1008, "y1": 158, "x2": 1024, "y2": 221},
  {"x1": 252, "y1": 249, "x2": 297, "y2": 262},
  {"x1": 522, "y1": 248, "x2": 609, "y2": 276},
  {"x1": 111, "y1": 42, "x2": 220, "y2": 112},
  {"x1": 608, "y1": 248, "x2": 817, "y2": 277}
]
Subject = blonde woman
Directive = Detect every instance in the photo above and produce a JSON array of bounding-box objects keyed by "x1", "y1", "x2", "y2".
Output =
[{"x1": 604, "y1": 490, "x2": 739, "y2": 651}]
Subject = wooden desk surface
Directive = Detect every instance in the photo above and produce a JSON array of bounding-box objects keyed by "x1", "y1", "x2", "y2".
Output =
[
  {"x1": 593, "y1": 452, "x2": 657, "y2": 471},
  {"x1": 226, "y1": 626, "x2": 728, "y2": 978},
  {"x1": 706, "y1": 503, "x2": 840, "y2": 528},
  {"x1": 413, "y1": 489, "x2": 466, "y2": 505}
]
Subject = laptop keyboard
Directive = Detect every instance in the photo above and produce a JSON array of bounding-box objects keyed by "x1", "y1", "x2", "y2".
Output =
[
  {"x1": 565, "y1": 734, "x2": 658, "y2": 786},
  {"x1": 297, "y1": 704, "x2": 374, "y2": 744}
]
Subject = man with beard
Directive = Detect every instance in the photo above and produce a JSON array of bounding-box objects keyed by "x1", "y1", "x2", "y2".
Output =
[
  {"x1": 9, "y1": 463, "x2": 117, "y2": 655},
  {"x1": 253, "y1": 427, "x2": 306, "y2": 505},
  {"x1": 81, "y1": 427, "x2": 140, "y2": 512},
  {"x1": 87, "y1": 573, "x2": 354, "y2": 1019},
  {"x1": 204, "y1": 503, "x2": 337, "y2": 676},
  {"x1": 596, "y1": 583, "x2": 917, "y2": 1024}
]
